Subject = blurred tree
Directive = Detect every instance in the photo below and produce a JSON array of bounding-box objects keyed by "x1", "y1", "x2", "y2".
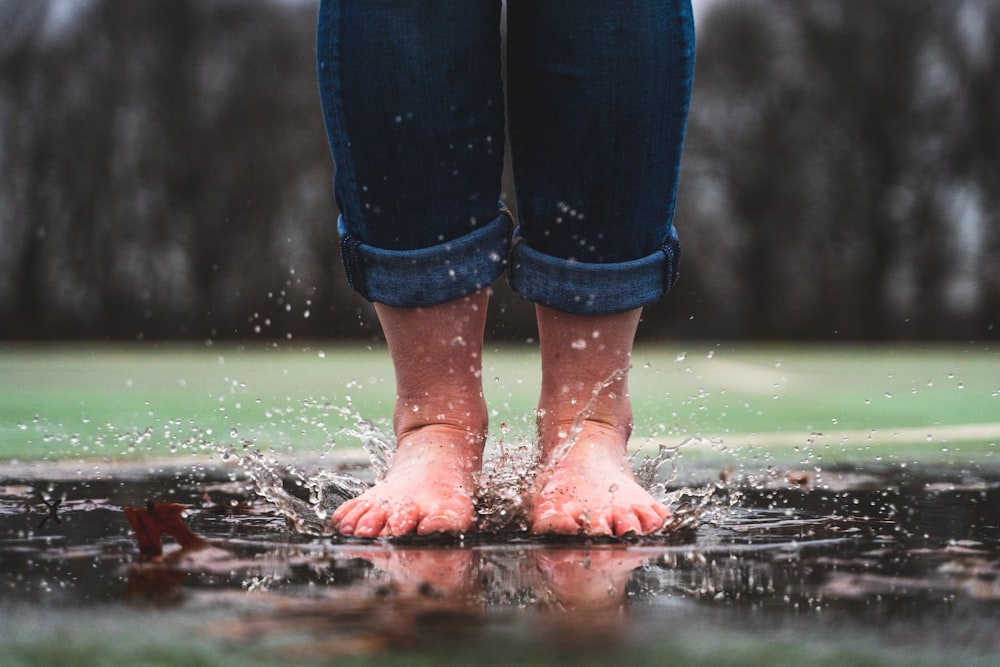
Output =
[
  {"x1": 935, "y1": 1, "x2": 1000, "y2": 339},
  {"x1": 0, "y1": 0, "x2": 364, "y2": 340},
  {"x1": 0, "y1": 0, "x2": 997, "y2": 341},
  {"x1": 670, "y1": 0, "x2": 1000, "y2": 340}
]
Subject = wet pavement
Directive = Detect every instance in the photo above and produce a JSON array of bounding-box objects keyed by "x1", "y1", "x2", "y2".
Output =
[{"x1": 1, "y1": 460, "x2": 999, "y2": 665}]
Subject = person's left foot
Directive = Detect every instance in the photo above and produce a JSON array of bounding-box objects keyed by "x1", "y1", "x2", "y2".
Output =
[{"x1": 528, "y1": 421, "x2": 671, "y2": 537}]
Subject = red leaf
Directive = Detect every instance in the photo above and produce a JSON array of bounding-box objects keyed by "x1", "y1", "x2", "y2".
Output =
[{"x1": 124, "y1": 502, "x2": 206, "y2": 557}]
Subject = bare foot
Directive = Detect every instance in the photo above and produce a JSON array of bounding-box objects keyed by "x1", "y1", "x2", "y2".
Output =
[
  {"x1": 345, "y1": 545, "x2": 476, "y2": 600},
  {"x1": 536, "y1": 547, "x2": 651, "y2": 610},
  {"x1": 529, "y1": 422, "x2": 671, "y2": 537},
  {"x1": 335, "y1": 292, "x2": 489, "y2": 538},
  {"x1": 331, "y1": 425, "x2": 481, "y2": 538}
]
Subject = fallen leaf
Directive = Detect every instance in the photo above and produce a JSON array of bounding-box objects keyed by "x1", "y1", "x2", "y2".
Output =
[{"x1": 124, "y1": 502, "x2": 206, "y2": 557}]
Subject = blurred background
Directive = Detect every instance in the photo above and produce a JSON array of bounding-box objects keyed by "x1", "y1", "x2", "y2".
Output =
[{"x1": 1, "y1": 0, "x2": 997, "y2": 343}]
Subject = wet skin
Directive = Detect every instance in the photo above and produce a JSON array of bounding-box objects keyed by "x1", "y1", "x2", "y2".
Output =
[
  {"x1": 529, "y1": 421, "x2": 672, "y2": 537},
  {"x1": 330, "y1": 293, "x2": 671, "y2": 538},
  {"x1": 331, "y1": 425, "x2": 482, "y2": 537},
  {"x1": 330, "y1": 420, "x2": 672, "y2": 538}
]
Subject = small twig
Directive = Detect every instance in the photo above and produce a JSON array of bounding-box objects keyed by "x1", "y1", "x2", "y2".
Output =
[{"x1": 38, "y1": 493, "x2": 63, "y2": 529}]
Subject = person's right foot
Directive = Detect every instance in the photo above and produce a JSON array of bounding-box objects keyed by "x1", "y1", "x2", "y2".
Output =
[{"x1": 331, "y1": 425, "x2": 482, "y2": 538}]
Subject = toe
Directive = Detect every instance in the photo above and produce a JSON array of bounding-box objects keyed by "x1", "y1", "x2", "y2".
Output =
[
  {"x1": 332, "y1": 499, "x2": 370, "y2": 535},
  {"x1": 632, "y1": 503, "x2": 670, "y2": 535},
  {"x1": 385, "y1": 503, "x2": 420, "y2": 537},
  {"x1": 417, "y1": 499, "x2": 474, "y2": 535},
  {"x1": 611, "y1": 508, "x2": 643, "y2": 537},
  {"x1": 582, "y1": 509, "x2": 616, "y2": 536},
  {"x1": 531, "y1": 501, "x2": 585, "y2": 535},
  {"x1": 353, "y1": 505, "x2": 389, "y2": 538}
]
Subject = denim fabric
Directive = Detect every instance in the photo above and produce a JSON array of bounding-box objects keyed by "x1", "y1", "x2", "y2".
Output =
[
  {"x1": 339, "y1": 209, "x2": 512, "y2": 308},
  {"x1": 316, "y1": 0, "x2": 695, "y2": 314},
  {"x1": 510, "y1": 225, "x2": 681, "y2": 315}
]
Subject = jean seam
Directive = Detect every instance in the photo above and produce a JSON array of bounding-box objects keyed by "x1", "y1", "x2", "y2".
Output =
[
  {"x1": 340, "y1": 208, "x2": 512, "y2": 307},
  {"x1": 508, "y1": 229, "x2": 680, "y2": 315}
]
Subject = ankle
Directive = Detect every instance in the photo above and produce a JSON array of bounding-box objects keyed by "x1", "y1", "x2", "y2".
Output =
[
  {"x1": 536, "y1": 401, "x2": 633, "y2": 463},
  {"x1": 389, "y1": 422, "x2": 487, "y2": 484},
  {"x1": 394, "y1": 393, "x2": 488, "y2": 450}
]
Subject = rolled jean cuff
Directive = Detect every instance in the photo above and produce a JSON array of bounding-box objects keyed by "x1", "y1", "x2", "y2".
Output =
[
  {"x1": 338, "y1": 208, "x2": 513, "y2": 307},
  {"x1": 508, "y1": 227, "x2": 681, "y2": 315}
]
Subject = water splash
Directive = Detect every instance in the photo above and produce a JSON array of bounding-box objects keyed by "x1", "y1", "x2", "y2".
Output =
[
  {"x1": 219, "y1": 405, "x2": 395, "y2": 535},
  {"x1": 220, "y1": 444, "x2": 319, "y2": 534},
  {"x1": 475, "y1": 431, "x2": 539, "y2": 533},
  {"x1": 227, "y1": 373, "x2": 741, "y2": 538},
  {"x1": 332, "y1": 406, "x2": 394, "y2": 482}
]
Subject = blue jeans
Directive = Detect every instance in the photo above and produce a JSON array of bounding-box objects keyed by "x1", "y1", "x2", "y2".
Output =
[{"x1": 316, "y1": 0, "x2": 695, "y2": 315}]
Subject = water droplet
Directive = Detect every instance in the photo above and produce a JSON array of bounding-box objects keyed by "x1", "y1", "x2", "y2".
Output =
[{"x1": 570, "y1": 339, "x2": 587, "y2": 350}]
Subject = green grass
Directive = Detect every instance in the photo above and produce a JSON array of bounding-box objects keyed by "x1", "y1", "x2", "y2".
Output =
[{"x1": 1, "y1": 342, "x2": 998, "y2": 466}]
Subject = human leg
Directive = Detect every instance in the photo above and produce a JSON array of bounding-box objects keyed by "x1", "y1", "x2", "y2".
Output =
[
  {"x1": 316, "y1": 0, "x2": 507, "y2": 536},
  {"x1": 316, "y1": 0, "x2": 509, "y2": 307},
  {"x1": 530, "y1": 306, "x2": 670, "y2": 536},
  {"x1": 505, "y1": 1, "x2": 696, "y2": 535},
  {"x1": 331, "y1": 290, "x2": 489, "y2": 537},
  {"x1": 505, "y1": 0, "x2": 694, "y2": 313}
]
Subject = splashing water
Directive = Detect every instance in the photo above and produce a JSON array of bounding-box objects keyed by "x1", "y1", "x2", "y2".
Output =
[
  {"x1": 226, "y1": 370, "x2": 740, "y2": 538},
  {"x1": 475, "y1": 425, "x2": 540, "y2": 533},
  {"x1": 219, "y1": 405, "x2": 392, "y2": 535},
  {"x1": 633, "y1": 438, "x2": 735, "y2": 531}
]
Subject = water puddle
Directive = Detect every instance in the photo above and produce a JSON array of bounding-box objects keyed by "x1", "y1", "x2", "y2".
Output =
[{"x1": 2, "y1": 440, "x2": 999, "y2": 665}]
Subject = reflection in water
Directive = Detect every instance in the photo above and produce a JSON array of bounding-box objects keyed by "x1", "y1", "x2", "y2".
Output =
[
  {"x1": 123, "y1": 540, "x2": 659, "y2": 659},
  {"x1": 116, "y1": 501, "x2": 659, "y2": 655},
  {"x1": 1, "y1": 466, "x2": 999, "y2": 663}
]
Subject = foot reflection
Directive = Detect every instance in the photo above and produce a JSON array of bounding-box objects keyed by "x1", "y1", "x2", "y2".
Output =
[
  {"x1": 292, "y1": 544, "x2": 651, "y2": 656},
  {"x1": 119, "y1": 503, "x2": 654, "y2": 658}
]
